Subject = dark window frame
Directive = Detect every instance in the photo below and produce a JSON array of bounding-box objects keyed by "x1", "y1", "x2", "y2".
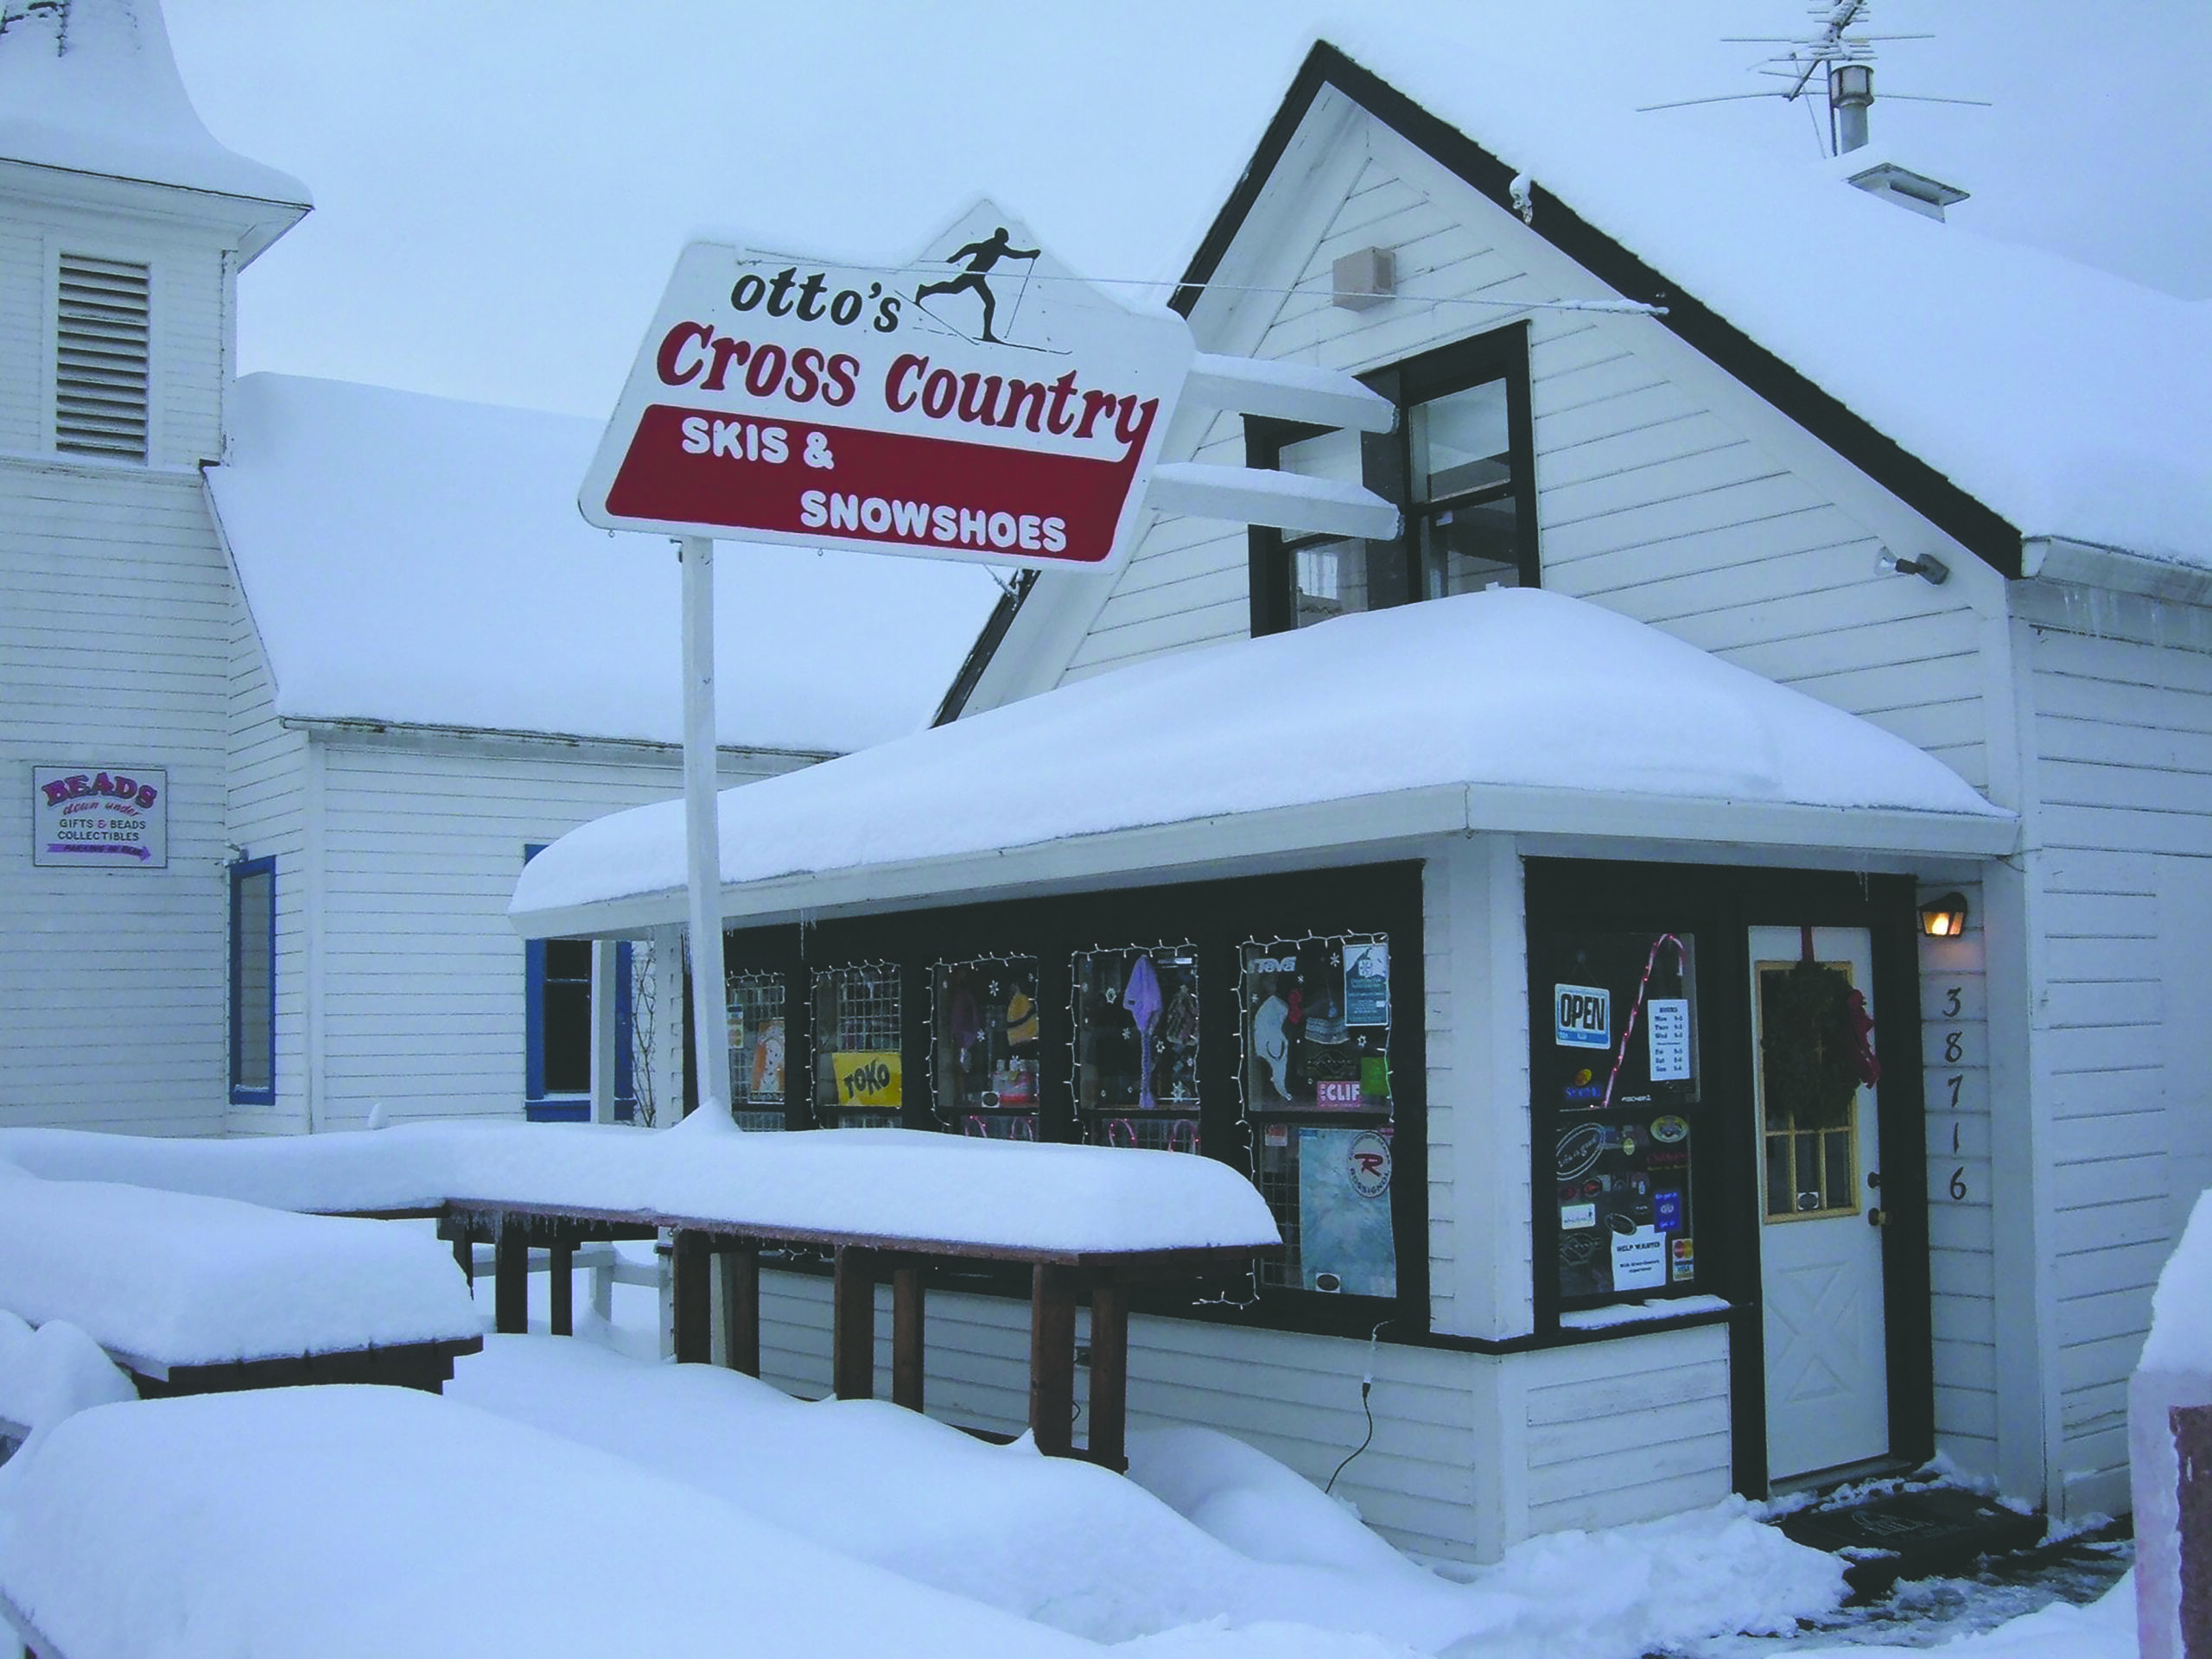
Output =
[
  {"x1": 523, "y1": 844, "x2": 634, "y2": 1123},
  {"x1": 1248, "y1": 322, "x2": 1540, "y2": 637},
  {"x1": 227, "y1": 855, "x2": 276, "y2": 1106}
]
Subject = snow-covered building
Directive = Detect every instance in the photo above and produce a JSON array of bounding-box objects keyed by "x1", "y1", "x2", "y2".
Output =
[
  {"x1": 516, "y1": 39, "x2": 2212, "y2": 1557},
  {"x1": 0, "y1": 3, "x2": 999, "y2": 1139}
]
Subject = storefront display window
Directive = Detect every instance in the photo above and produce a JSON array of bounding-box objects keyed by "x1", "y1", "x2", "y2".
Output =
[
  {"x1": 1241, "y1": 933, "x2": 1395, "y2": 1296},
  {"x1": 1535, "y1": 930, "x2": 1701, "y2": 1306},
  {"x1": 1071, "y1": 944, "x2": 1199, "y2": 1153},
  {"x1": 934, "y1": 956, "x2": 1040, "y2": 1140},
  {"x1": 727, "y1": 971, "x2": 788, "y2": 1132},
  {"x1": 811, "y1": 961, "x2": 902, "y2": 1129}
]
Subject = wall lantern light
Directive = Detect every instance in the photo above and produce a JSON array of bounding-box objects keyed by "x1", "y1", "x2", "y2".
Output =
[{"x1": 1919, "y1": 892, "x2": 1968, "y2": 938}]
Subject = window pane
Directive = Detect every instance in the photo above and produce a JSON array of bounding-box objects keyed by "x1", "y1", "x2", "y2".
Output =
[
  {"x1": 935, "y1": 957, "x2": 1041, "y2": 1141},
  {"x1": 727, "y1": 972, "x2": 786, "y2": 1131},
  {"x1": 1278, "y1": 427, "x2": 1361, "y2": 487},
  {"x1": 813, "y1": 963, "x2": 902, "y2": 1128},
  {"x1": 232, "y1": 868, "x2": 273, "y2": 1093},
  {"x1": 541, "y1": 981, "x2": 591, "y2": 1094},
  {"x1": 1071, "y1": 945, "x2": 1200, "y2": 1154},
  {"x1": 543, "y1": 938, "x2": 592, "y2": 982},
  {"x1": 1420, "y1": 497, "x2": 1521, "y2": 597},
  {"x1": 1294, "y1": 539, "x2": 1367, "y2": 625},
  {"x1": 1413, "y1": 380, "x2": 1510, "y2": 503}
]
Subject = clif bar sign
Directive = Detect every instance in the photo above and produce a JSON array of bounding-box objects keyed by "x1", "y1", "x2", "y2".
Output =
[{"x1": 582, "y1": 201, "x2": 1194, "y2": 575}]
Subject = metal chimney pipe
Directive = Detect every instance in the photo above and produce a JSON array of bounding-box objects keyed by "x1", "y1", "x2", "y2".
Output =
[{"x1": 1831, "y1": 62, "x2": 1873, "y2": 152}]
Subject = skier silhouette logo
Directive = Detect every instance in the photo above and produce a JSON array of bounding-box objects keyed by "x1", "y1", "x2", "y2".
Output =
[{"x1": 912, "y1": 226, "x2": 1039, "y2": 343}]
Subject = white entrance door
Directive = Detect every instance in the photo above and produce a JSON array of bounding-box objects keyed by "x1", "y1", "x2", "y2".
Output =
[{"x1": 1749, "y1": 925, "x2": 1889, "y2": 1482}]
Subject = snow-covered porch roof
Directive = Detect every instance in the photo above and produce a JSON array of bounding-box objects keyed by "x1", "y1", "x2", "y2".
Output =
[{"x1": 509, "y1": 589, "x2": 2017, "y2": 939}]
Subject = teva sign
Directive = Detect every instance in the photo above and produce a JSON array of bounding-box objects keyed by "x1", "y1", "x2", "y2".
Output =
[{"x1": 581, "y1": 201, "x2": 1193, "y2": 575}]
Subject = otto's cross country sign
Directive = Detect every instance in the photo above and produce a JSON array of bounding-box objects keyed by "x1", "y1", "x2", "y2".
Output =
[{"x1": 581, "y1": 201, "x2": 1193, "y2": 574}]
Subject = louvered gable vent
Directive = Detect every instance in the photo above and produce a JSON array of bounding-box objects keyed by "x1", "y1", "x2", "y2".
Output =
[{"x1": 56, "y1": 255, "x2": 151, "y2": 461}]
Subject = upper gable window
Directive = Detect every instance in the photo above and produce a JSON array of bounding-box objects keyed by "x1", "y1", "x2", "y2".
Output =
[
  {"x1": 1249, "y1": 324, "x2": 1537, "y2": 636},
  {"x1": 55, "y1": 255, "x2": 151, "y2": 463}
]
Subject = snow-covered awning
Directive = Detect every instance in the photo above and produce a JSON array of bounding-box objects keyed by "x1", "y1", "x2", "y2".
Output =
[{"x1": 510, "y1": 588, "x2": 2017, "y2": 938}]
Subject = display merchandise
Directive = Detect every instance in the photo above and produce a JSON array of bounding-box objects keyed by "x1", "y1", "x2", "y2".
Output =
[
  {"x1": 1071, "y1": 944, "x2": 1200, "y2": 1153},
  {"x1": 933, "y1": 956, "x2": 1041, "y2": 1141}
]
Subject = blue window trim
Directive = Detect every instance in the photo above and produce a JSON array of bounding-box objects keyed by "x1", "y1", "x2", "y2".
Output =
[
  {"x1": 523, "y1": 843, "x2": 634, "y2": 1122},
  {"x1": 228, "y1": 855, "x2": 276, "y2": 1106}
]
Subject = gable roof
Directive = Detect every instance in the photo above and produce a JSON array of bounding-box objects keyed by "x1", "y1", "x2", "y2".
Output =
[
  {"x1": 1176, "y1": 39, "x2": 2212, "y2": 578},
  {"x1": 515, "y1": 588, "x2": 2012, "y2": 938},
  {"x1": 207, "y1": 374, "x2": 1005, "y2": 755}
]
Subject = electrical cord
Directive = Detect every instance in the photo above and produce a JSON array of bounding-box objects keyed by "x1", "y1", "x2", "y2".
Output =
[{"x1": 1325, "y1": 1319, "x2": 1391, "y2": 1495}]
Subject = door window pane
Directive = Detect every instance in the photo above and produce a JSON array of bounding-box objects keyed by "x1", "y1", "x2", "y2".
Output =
[
  {"x1": 540, "y1": 938, "x2": 592, "y2": 1095},
  {"x1": 1755, "y1": 957, "x2": 1865, "y2": 1220},
  {"x1": 230, "y1": 862, "x2": 274, "y2": 1098}
]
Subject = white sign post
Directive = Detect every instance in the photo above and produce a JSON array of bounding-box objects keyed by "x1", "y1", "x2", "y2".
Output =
[{"x1": 582, "y1": 200, "x2": 1192, "y2": 1125}]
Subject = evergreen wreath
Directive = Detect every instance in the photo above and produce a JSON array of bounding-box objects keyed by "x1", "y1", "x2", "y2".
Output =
[{"x1": 1759, "y1": 959, "x2": 1864, "y2": 1130}]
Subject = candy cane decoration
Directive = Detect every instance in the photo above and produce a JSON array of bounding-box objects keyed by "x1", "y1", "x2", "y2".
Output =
[{"x1": 1601, "y1": 933, "x2": 1687, "y2": 1111}]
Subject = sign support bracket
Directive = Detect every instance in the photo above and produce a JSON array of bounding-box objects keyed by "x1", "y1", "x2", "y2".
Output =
[{"x1": 678, "y1": 535, "x2": 732, "y2": 1123}]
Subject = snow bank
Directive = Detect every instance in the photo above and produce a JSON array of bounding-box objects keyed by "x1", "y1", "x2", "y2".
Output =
[
  {"x1": 0, "y1": 1114, "x2": 1280, "y2": 1255},
  {"x1": 449, "y1": 1335, "x2": 1845, "y2": 1657},
  {"x1": 0, "y1": 1314, "x2": 136, "y2": 1443},
  {"x1": 0, "y1": 1386, "x2": 1100, "y2": 1659},
  {"x1": 0, "y1": 1164, "x2": 478, "y2": 1370},
  {"x1": 0, "y1": 0, "x2": 308, "y2": 205},
  {"x1": 2140, "y1": 1187, "x2": 2212, "y2": 1373},
  {"x1": 512, "y1": 587, "x2": 2009, "y2": 924},
  {"x1": 208, "y1": 374, "x2": 1004, "y2": 753},
  {"x1": 1307, "y1": 31, "x2": 2212, "y2": 567}
]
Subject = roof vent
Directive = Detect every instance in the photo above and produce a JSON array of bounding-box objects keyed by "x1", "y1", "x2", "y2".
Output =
[{"x1": 55, "y1": 253, "x2": 150, "y2": 461}]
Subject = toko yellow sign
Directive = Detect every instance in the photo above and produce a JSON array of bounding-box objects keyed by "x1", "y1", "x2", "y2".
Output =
[{"x1": 832, "y1": 1051, "x2": 901, "y2": 1109}]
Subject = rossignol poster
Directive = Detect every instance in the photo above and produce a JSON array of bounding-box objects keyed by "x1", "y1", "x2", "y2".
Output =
[{"x1": 582, "y1": 200, "x2": 1193, "y2": 575}]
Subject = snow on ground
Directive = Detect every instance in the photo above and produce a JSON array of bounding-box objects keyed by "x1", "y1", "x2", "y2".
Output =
[
  {"x1": 0, "y1": 1160, "x2": 477, "y2": 1370},
  {"x1": 448, "y1": 1334, "x2": 1846, "y2": 1659},
  {"x1": 511, "y1": 586, "x2": 2011, "y2": 926},
  {"x1": 0, "y1": 1113, "x2": 1279, "y2": 1255},
  {"x1": 0, "y1": 1312, "x2": 134, "y2": 1443}
]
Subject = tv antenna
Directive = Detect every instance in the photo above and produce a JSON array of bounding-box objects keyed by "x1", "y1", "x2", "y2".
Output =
[{"x1": 1637, "y1": 2, "x2": 1988, "y2": 157}]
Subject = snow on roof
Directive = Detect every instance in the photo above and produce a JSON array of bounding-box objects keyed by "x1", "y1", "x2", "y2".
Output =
[
  {"x1": 0, "y1": 1115, "x2": 1281, "y2": 1256},
  {"x1": 0, "y1": 1162, "x2": 479, "y2": 1370},
  {"x1": 511, "y1": 588, "x2": 2012, "y2": 930},
  {"x1": 0, "y1": 1387, "x2": 1101, "y2": 1659},
  {"x1": 207, "y1": 374, "x2": 1007, "y2": 753},
  {"x1": 0, "y1": 0, "x2": 308, "y2": 206},
  {"x1": 1268, "y1": 35, "x2": 2212, "y2": 568}
]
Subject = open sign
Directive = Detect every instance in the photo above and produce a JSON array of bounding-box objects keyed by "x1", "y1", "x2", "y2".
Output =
[{"x1": 1554, "y1": 984, "x2": 1611, "y2": 1048}]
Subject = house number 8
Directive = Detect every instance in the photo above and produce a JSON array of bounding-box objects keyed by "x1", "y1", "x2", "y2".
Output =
[{"x1": 1944, "y1": 1031, "x2": 1963, "y2": 1063}]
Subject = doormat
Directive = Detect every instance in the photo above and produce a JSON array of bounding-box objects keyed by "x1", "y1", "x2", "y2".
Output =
[{"x1": 1775, "y1": 1484, "x2": 2050, "y2": 1598}]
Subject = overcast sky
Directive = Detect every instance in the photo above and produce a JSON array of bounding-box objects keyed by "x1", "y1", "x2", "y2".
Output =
[{"x1": 162, "y1": 1, "x2": 2211, "y2": 421}]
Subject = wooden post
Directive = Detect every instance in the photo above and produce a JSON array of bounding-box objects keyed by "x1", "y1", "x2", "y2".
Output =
[
  {"x1": 548, "y1": 1236, "x2": 575, "y2": 1338},
  {"x1": 1086, "y1": 1283, "x2": 1129, "y2": 1471},
  {"x1": 1029, "y1": 1263, "x2": 1077, "y2": 1457},
  {"x1": 721, "y1": 1243, "x2": 760, "y2": 1376},
  {"x1": 892, "y1": 1262, "x2": 925, "y2": 1411},
  {"x1": 451, "y1": 1229, "x2": 472, "y2": 1286},
  {"x1": 671, "y1": 1230, "x2": 712, "y2": 1363},
  {"x1": 832, "y1": 1246, "x2": 878, "y2": 1400},
  {"x1": 2177, "y1": 1403, "x2": 2212, "y2": 1658},
  {"x1": 493, "y1": 1217, "x2": 528, "y2": 1336}
]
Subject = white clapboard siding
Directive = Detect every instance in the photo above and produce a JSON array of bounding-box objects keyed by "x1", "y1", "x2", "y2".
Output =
[
  {"x1": 1919, "y1": 896, "x2": 1997, "y2": 1476},
  {"x1": 2019, "y1": 602, "x2": 2212, "y2": 1516},
  {"x1": 0, "y1": 465, "x2": 232, "y2": 1134},
  {"x1": 755, "y1": 1267, "x2": 1496, "y2": 1561},
  {"x1": 307, "y1": 736, "x2": 805, "y2": 1125},
  {"x1": 1052, "y1": 117, "x2": 1992, "y2": 798},
  {"x1": 1503, "y1": 1325, "x2": 1733, "y2": 1542},
  {"x1": 223, "y1": 577, "x2": 310, "y2": 1135}
]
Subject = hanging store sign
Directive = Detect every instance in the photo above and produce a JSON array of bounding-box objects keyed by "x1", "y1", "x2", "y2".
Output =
[
  {"x1": 581, "y1": 200, "x2": 1193, "y2": 575},
  {"x1": 32, "y1": 766, "x2": 167, "y2": 868}
]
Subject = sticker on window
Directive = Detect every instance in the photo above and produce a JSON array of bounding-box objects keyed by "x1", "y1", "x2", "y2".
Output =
[
  {"x1": 1555, "y1": 984, "x2": 1610, "y2": 1048},
  {"x1": 1647, "y1": 997, "x2": 1691, "y2": 1081}
]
